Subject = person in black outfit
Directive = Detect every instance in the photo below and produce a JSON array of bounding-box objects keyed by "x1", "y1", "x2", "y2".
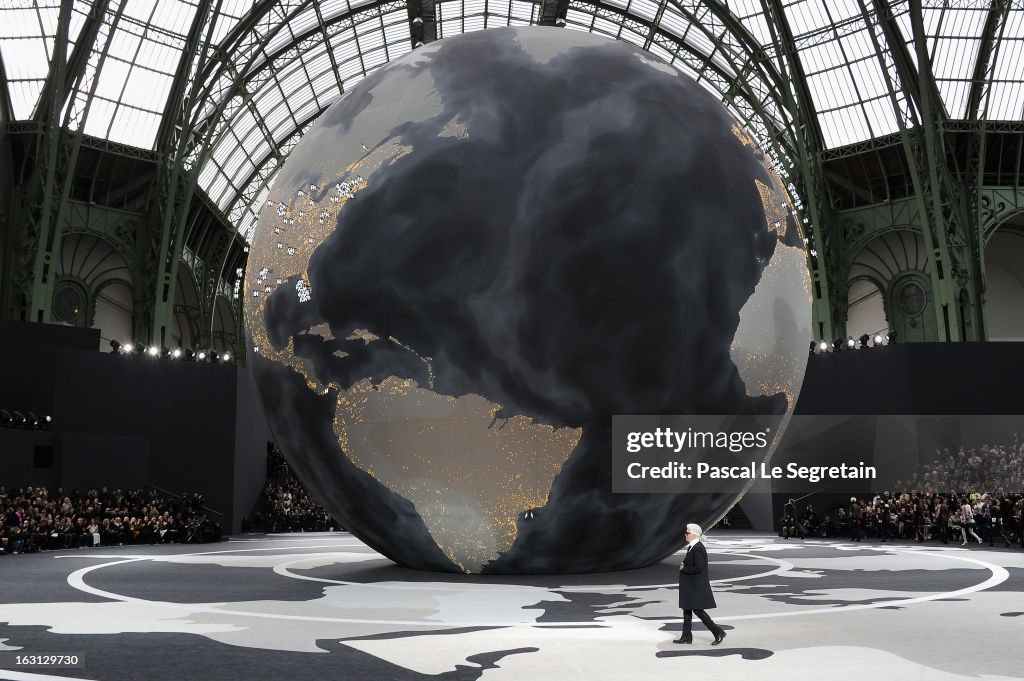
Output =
[
  {"x1": 783, "y1": 498, "x2": 805, "y2": 539},
  {"x1": 676, "y1": 523, "x2": 727, "y2": 646},
  {"x1": 848, "y1": 497, "x2": 864, "y2": 541}
]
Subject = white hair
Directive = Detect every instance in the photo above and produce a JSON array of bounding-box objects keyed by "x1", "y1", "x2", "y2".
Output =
[{"x1": 686, "y1": 523, "x2": 703, "y2": 538}]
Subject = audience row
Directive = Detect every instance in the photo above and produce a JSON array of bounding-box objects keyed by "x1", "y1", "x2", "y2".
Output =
[{"x1": 0, "y1": 486, "x2": 222, "y2": 555}]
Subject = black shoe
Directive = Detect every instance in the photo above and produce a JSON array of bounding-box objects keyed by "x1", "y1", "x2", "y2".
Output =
[
  {"x1": 712, "y1": 631, "x2": 727, "y2": 646},
  {"x1": 674, "y1": 636, "x2": 692, "y2": 644}
]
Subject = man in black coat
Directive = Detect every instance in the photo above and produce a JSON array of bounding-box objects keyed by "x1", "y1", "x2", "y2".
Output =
[{"x1": 676, "y1": 523, "x2": 727, "y2": 645}]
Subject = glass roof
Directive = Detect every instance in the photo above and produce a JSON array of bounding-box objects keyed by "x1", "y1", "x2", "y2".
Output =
[{"x1": 2, "y1": 0, "x2": 1022, "y2": 241}]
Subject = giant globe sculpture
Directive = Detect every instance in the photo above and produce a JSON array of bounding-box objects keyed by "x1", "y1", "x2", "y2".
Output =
[{"x1": 244, "y1": 26, "x2": 811, "y2": 574}]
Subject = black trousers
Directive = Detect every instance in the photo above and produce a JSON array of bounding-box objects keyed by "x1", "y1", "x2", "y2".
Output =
[{"x1": 682, "y1": 609, "x2": 723, "y2": 637}]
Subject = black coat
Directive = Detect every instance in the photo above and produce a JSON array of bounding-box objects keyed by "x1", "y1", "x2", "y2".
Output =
[{"x1": 678, "y1": 541, "x2": 717, "y2": 610}]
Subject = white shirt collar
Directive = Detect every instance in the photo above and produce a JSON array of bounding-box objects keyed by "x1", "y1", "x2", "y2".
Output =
[{"x1": 686, "y1": 537, "x2": 701, "y2": 548}]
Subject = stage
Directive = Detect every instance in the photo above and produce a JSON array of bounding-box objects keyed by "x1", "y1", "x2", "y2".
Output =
[{"x1": 1, "y1": 531, "x2": 1022, "y2": 680}]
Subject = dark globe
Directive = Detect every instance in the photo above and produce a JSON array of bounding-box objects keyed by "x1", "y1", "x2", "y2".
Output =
[{"x1": 244, "y1": 27, "x2": 811, "y2": 574}]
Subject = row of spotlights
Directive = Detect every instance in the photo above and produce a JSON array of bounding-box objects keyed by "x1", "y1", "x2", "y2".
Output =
[
  {"x1": 110, "y1": 340, "x2": 232, "y2": 363},
  {"x1": 811, "y1": 331, "x2": 897, "y2": 354},
  {"x1": 0, "y1": 409, "x2": 53, "y2": 430}
]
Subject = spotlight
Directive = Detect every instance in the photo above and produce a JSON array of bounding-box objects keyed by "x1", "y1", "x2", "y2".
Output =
[
  {"x1": 147, "y1": 346, "x2": 159, "y2": 357},
  {"x1": 209, "y1": 350, "x2": 220, "y2": 362},
  {"x1": 818, "y1": 340, "x2": 829, "y2": 353},
  {"x1": 846, "y1": 336, "x2": 856, "y2": 349},
  {"x1": 184, "y1": 348, "x2": 195, "y2": 361},
  {"x1": 109, "y1": 340, "x2": 121, "y2": 353},
  {"x1": 809, "y1": 341, "x2": 816, "y2": 357},
  {"x1": 25, "y1": 411, "x2": 39, "y2": 429},
  {"x1": 42, "y1": 414, "x2": 52, "y2": 430},
  {"x1": 123, "y1": 343, "x2": 134, "y2": 354},
  {"x1": 222, "y1": 352, "x2": 232, "y2": 363},
  {"x1": 0, "y1": 409, "x2": 12, "y2": 427},
  {"x1": 171, "y1": 348, "x2": 182, "y2": 359},
  {"x1": 873, "y1": 334, "x2": 883, "y2": 346},
  {"x1": 12, "y1": 411, "x2": 27, "y2": 428},
  {"x1": 197, "y1": 350, "x2": 208, "y2": 361},
  {"x1": 859, "y1": 334, "x2": 870, "y2": 349},
  {"x1": 887, "y1": 331, "x2": 898, "y2": 344},
  {"x1": 832, "y1": 337, "x2": 844, "y2": 352}
]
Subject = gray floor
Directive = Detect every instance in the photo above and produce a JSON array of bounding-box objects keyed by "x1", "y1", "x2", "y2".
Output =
[{"x1": 1, "y1": 531, "x2": 1022, "y2": 681}]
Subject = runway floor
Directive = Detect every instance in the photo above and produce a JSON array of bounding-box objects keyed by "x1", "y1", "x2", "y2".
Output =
[{"x1": 1, "y1": 531, "x2": 1022, "y2": 681}]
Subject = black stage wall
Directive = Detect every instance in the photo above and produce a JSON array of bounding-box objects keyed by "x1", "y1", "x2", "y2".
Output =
[{"x1": 0, "y1": 321, "x2": 266, "y2": 533}]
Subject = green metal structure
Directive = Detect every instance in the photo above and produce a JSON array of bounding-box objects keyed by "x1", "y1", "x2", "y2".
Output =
[{"x1": 1, "y1": 0, "x2": 1022, "y2": 360}]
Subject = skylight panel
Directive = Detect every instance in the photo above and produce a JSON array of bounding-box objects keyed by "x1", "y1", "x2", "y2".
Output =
[
  {"x1": 363, "y1": 47, "x2": 388, "y2": 70},
  {"x1": 93, "y1": 57, "x2": 130, "y2": 100},
  {"x1": 336, "y1": 57, "x2": 364, "y2": 81},
  {"x1": 729, "y1": 0, "x2": 775, "y2": 47},
  {"x1": 932, "y1": 38, "x2": 978, "y2": 80},
  {"x1": 108, "y1": 105, "x2": 161, "y2": 147},
  {"x1": 657, "y1": 6, "x2": 690, "y2": 41},
  {"x1": 383, "y1": 21, "x2": 407, "y2": 46},
  {"x1": 860, "y1": 95, "x2": 897, "y2": 137},
  {"x1": 629, "y1": 0, "x2": 658, "y2": 23},
  {"x1": 134, "y1": 36, "x2": 184, "y2": 74},
  {"x1": 991, "y1": 35, "x2": 1024, "y2": 83},
  {"x1": 621, "y1": 25, "x2": 646, "y2": 49},
  {"x1": 263, "y1": 100, "x2": 290, "y2": 131},
  {"x1": 333, "y1": 31, "x2": 360, "y2": 61},
  {"x1": 839, "y1": 29, "x2": 874, "y2": 62},
  {"x1": 806, "y1": 69, "x2": 858, "y2": 110},
  {"x1": 389, "y1": 40, "x2": 412, "y2": 60},
  {"x1": 290, "y1": 7, "x2": 319, "y2": 37},
  {"x1": 847, "y1": 57, "x2": 888, "y2": 100},
  {"x1": 249, "y1": 139, "x2": 273, "y2": 167},
  {"x1": 592, "y1": 16, "x2": 619, "y2": 39},
  {"x1": 799, "y1": 40, "x2": 840, "y2": 75},
  {"x1": 229, "y1": 106, "x2": 261, "y2": 143},
  {"x1": 121, "y1": 67, "x2": 174, "y2": 112},
  {"x1": 82, "y1": 96, "x2": 117, "y2": 138},
  {"x1": 0, "y1": 7, "x2": 46, "y2": 39},
  {"x1": 786, "y1": 0, "x2": 832, "y2": 37},
  {"x1": 321, "y1": 0, "x2": 352, "y2": 17},
  {"x1": 986, "y1": 82, "x2": 1024, "y2": 120},
  {"x1": 310, "y1": 69, "x2": 339, "y2": 96},
  {"x1": 305, "y1": 49, "x2": 331, "y2": 76},
  {"x1": 293, "y1": 92, "x2": 320, "y2": 122},
  {"x1": 209, "y1": 0, "x2": 249, "y2": 44},
  {"x1": 198, "y1": 159, "x2": 219, "y2": 191},
  {"x1": 0, "y1": 38, "x2": 50, "y2": 79},
  {"x1": 509, "y1": 1, "x2": 534, "y2": 22},
  {"x1": 490, "y1": 0, "x2": 512, "y2": 18},
  {"x1": 465, "y1": 0, "x2": 487, "y2": 16},
  {"x1": 684, "y1": 26, "x2": 714, "y2": 57},
  {"x1": 819, "y1": 106, "x2": 870, "y2": 147},
  {"x1": 223, "y1": 145, "x2": 249, "y2": 181},
  {"x1": 938, "y1": 79, "x2": 969, "y2": 120},
  {"x1": 149, "y1": 0, "x2": 197, "y2": 35},
  {"x1": 564, "y1": 9, "x2": 592, "y2": 30},
  {"x1": 107, "y1": 25, "x2": 143, "y2": 61}
]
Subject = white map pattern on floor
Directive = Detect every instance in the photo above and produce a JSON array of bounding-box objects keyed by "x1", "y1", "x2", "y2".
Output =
[{"x1": 1, "y1": 534, "x2": 1023, "y2": 681}]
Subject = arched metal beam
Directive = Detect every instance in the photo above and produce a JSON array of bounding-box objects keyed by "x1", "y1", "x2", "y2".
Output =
[{"x1": 967, "y1": 0, "x2": 1010, "y2": 121}]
